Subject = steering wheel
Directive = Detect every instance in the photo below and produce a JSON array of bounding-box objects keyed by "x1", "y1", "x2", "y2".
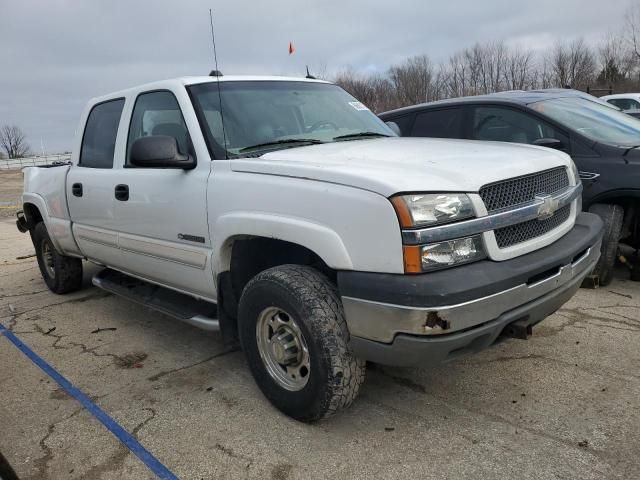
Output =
[{"x1": 308, "y1": 121, "x2": 339, "y2": 132}]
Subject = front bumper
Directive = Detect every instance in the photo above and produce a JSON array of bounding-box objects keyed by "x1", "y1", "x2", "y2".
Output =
[{"x1": 338, "y1": 212, "x2": 603, "y2": 366}]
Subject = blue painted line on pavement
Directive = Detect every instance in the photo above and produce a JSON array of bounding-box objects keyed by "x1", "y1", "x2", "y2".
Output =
[{"x1": 0, "y1": 322, "x2": 178, "y2": 480}]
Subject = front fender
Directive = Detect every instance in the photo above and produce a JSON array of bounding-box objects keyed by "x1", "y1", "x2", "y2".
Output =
[{"x1": 213, "y1": 212, "x2": 353, "y2": 274}]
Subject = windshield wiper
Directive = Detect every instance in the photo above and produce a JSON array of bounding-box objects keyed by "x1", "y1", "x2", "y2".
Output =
[
  {"x1": 239, "y1": 138, "x2": 324, "y2": 153},
  {"x1": 333, "y1": 132, "x2": 391, "y2": 141}
]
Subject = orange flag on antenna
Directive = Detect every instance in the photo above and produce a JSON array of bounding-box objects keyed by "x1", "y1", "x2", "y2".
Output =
[{"x1": 288, "y1": 41, "x2": 295, "y2": 55}]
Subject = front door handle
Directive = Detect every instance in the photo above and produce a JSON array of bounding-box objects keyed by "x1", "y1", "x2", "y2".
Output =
[
  {"x1": 115, "y1": 184, "x2": 129, "y2": 201},
  {"x1": 72, "y1": 183, "x2": 83, "y2": 197}
]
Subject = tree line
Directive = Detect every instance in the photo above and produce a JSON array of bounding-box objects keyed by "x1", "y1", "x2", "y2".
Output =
[{"x1": 334, "y1": 3, "x2": 640, "y2": 113}]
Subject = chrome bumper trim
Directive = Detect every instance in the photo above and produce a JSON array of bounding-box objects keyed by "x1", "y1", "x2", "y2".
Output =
[
  {"x1": 402, "y1": 183, "x2": 582, "y2": 245},
  {"x1": 341, "y1": 241, "x2": 599, "y2": 344}
]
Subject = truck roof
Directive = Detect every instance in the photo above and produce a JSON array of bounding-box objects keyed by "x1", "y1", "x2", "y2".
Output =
[{"x1": 89, "y1": 75, "x2": 330, "y2": 104}]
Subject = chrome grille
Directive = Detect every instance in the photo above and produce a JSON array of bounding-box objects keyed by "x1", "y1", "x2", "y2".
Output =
[
  {"x1": 479, "y1": 167, "x2": 569, "y2": 213},
  {"x1": 494, "y1": 205, "x2": 571, "y2": 248},
  {"x1": 480, "y1": 168, "x2": 572, "y2": 248}
]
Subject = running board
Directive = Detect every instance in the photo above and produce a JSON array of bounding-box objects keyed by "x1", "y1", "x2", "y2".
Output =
[{"x1": 92, "y1": 269, "x2": 219, "y2": 331}]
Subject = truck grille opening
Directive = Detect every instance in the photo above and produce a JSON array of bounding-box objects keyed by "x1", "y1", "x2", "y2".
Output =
[
  {"x1": 479, "y1": 167, "x2": 569, "y2": 213},
  {"x1": 494, "y1": 204, "x2": 571, "y2": 248}
]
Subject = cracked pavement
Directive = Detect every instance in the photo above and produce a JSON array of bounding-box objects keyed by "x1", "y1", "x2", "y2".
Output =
[{"x1": 1, "y1": 215, "x2": 639, "y2": 480}]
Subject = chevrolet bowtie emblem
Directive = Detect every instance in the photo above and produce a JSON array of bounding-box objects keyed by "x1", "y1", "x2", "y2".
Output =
[{"x1": 535, "y1": 194, "x2": 559, "y2": 221}]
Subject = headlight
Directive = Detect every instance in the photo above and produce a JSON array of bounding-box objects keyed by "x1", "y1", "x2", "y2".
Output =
[
  {"x1": 391, "y1": 193, "x2": 474, "y2": 228},
  {"x1": 403, "y1": 235, "x2": 486, "y2": 273}
]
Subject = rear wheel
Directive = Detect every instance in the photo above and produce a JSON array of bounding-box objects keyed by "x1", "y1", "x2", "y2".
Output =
[
  {"x1": 589, "y1": 203, "x2": 624, "y2": 286},
  {"x1": 238, "y1": 265, "x2": 365, "y2": 421},
  {"x1": 33, "y1": 222, "x2": 83, "y2": 294}
]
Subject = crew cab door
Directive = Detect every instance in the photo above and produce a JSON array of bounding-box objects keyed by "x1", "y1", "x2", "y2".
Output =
[
  {"x1": 66, "y1": 98, "x2": 125, "y2": 267},
  {"x1": 111, "y1": 89, "x2": 215, "y2": 300}
]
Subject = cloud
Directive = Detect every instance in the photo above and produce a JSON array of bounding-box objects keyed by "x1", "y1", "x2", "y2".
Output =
[{"x1": 0, "y1": 0, "x2": 630, "y2": 152}]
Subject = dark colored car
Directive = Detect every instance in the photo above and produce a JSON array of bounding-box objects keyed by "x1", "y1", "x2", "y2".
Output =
[{"x1": 379, "y1": 90, "x2": 640, "y2": 285}]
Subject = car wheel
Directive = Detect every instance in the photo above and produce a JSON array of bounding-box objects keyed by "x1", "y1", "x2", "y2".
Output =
[
  {"x1": 588, "y1": 203, "x2": 624, "y2": 286},
  {"x1": 238, "y1": 264, "x2": 365, "y2": 421},
  {"x1": 33, "y1": 222, "x2": 83, "y2": 294}
]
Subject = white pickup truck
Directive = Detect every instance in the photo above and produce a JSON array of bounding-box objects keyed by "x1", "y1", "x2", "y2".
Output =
[{"x1": 17, "y1": 75, "x2": 603, "y2": 421}]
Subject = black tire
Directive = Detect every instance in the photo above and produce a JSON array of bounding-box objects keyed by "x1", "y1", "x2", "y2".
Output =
[
  {"x1": 33, "y1": 222, "x2": 83, "y2": 294},
  {"x1": 238, "y1": 265, "x2": 366, "y2": 422},
  {"x1": 589, "y1": 203, "x2": 624, "y2": 286}
]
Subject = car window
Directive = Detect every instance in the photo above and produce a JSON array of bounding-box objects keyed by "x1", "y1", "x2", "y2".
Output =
[
  {"x1": 411, "y1": 108, "x2": 462, "y2": 138},
  {"x1": 383, "y1": 114, "x2": 414, "y2": 136},
  {"x1": 531, "y1": 97, "x2": 640, "y2": 147},
  {"x1": 608, "y1": 98, "x2": 640, "y2": 110},
  {"x1": 127, "y1": 91, "x2": 192, "y2": 163},
  {"x1": 79, "y1": 99, "x2": 125, "y2": 168},
  {"x1": 472, "y1": 106, "x2": 567, "y2": 146},
  {"x1": 188, "y1": 81, "x2": 393, "y2": 158}
]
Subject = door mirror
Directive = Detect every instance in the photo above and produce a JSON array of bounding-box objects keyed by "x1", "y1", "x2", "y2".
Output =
[
  {"x1": 532, "y1": 138, "x2": 564, "y2": 150},
  {"x1": 385, "y1": 121, "x2": 402, "y2": 136},
  {"x1": 129, "y1": 136, "x2": 195, "y2": 169}
]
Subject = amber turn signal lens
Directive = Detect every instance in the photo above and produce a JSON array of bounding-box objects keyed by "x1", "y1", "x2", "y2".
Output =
[
  {"x1": 390, "y1": 196, "x2": 414, "y2": 228},
  {"x1": 402, "y1": 245, "x2": 422, "y2": 273}
]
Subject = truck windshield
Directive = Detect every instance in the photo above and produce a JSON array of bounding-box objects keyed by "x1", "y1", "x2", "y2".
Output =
[
  {"x1": 188, "y1": 81, "x2": 393, "y2": 157},
  {"x1": 530, "y1": 97, "x2": 640, "y2": 147}
]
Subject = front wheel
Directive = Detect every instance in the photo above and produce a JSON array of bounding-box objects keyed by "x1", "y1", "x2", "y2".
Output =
[
  {"x1": 238, "y1": 265, "x2": 365, "y2": 422},
  {"x1": 33, "y1": 222, "x2": 83, "y2": 294},
  {"x1": 588, "y1": 204, "x2": 624, "y2": 286}
]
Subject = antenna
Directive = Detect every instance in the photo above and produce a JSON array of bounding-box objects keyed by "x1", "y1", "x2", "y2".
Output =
[
  {"x1": 305, "y1": 65, "x2": 316, "y2": 80},
  {"x1": 209, "y1": 8, "x2": 227, "y2": 159}
]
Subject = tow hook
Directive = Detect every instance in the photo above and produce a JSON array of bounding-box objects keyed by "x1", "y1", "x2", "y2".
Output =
[
  {"x1": 500, "y1": 319, "x2": 532, "y2": 340},
  {"x1": 16, "y1": 210, "x2": 29, "y2": 233}
]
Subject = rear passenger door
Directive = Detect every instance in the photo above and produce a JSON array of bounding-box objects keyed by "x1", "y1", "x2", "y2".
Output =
[
  {"x1": 67, "y1": 98, "x2": 125, "y2": 267},
  {"x1": 111, "y1": 89, "x2": 214, "y2": 300}
]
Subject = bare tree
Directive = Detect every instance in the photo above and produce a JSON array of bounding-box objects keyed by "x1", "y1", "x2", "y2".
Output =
[
  {"x1": 504, "y1": 47, "x2": 536, "y2": 90},
  {"x1": 597, "y1": 32, "x2": 634, "y2": 84},
  {"x1": 626, "y1": 2, "x2": 640, "y2": 63},
  {"x1": 547, "y1": 38, "x2": 597, "y2": 89},
  {"x1": 334, "y1": 68, "x2": 396, "y2": 113},
  {"x1": 388, "y1": 55, "x2": 443, "y2": 106},
  {"x1": 0, "y1": 125, "x2": 30, "y2": 159}
]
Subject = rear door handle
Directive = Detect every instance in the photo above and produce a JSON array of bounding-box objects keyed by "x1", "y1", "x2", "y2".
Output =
[
  {"x1": 72, "y1": 183, "x2": 83, "y2": 197},
  {"x1": 115, "y1": 184, "x2": 129, "y2": 201}
]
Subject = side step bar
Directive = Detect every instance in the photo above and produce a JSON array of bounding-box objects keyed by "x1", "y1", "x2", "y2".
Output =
[{"x1": 92, "y1": 269, "x2": 220, "y2": 331}]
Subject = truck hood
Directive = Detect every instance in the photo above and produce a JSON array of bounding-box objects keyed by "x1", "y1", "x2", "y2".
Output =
[{"x1": 230, "y1": 137, "x2": 572, "y2": 197}]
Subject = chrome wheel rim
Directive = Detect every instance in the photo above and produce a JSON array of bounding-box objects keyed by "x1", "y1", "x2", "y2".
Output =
[
  {"x1": 256, "y1": 307, "x2": 310, "y2": 391},
  {"x1": 41, "y1": 240, "x2": 55, "y2": 279}
]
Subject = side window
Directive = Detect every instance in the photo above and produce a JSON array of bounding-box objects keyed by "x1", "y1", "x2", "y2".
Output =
[
  {"x1": 79, "y1": 99, "x2": 125, "y2": 168},
  {"x1": 411, "y1": 108, "x2": 463, "y2": 138},
  {"x1": 385, "y1": 114, "x2": 414, "y2": 136},
  {"x1": 609, "y1": 98, "x2": 640, "y2": 110},
  {"x1": 127, "y1": 91, "x2": 192, "y2": 163},
  {"x1": 472, "y1": 106, "x2": 568, "y2": 146}
]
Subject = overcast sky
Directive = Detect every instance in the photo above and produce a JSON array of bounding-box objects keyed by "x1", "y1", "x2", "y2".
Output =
[{"x1": 0, "y1": 0, "x2": 633, "y2": 153}]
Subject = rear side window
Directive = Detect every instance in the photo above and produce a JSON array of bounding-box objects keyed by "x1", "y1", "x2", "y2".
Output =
[
  {"x1": 79, "y1": 99, "x2": 125, "y2": 168},
  {"x1": 608, "y1": 98, "x2": 640, "y2": 110},
  {"x1": 411, "y1": 108, "x2": 463, "y2": 138},
  {"x1": 127, "y1": 90, "x2": 192, "y2": 163}
]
